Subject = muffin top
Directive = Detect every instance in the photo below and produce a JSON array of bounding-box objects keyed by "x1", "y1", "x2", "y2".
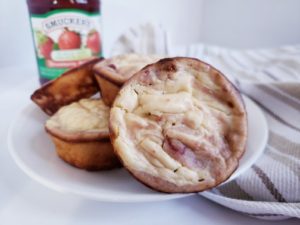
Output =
[
  {"x1": 110, "y1": 57, "x2": 247, "y2": 192},
  {"x1": 46, "y1": 99, "x2": 110, "y2": 142},
  {"x1": 93, "y1": 54, "x2": 161, "y2": 85}
]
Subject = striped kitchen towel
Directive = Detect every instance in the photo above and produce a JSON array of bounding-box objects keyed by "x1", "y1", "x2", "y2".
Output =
[{"x1": 111, "y1": 24, "x2": 300, "y2": 220}]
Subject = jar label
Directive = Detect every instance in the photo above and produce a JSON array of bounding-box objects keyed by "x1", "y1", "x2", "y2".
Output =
[{"x1": 30, "y1": 9, "x2": 102, "y2": 80}]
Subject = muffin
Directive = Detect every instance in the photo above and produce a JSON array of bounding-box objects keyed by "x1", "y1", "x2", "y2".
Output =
[
  {"x1": 93, "y1": 54, "x2": 160, "y2": 106},
  {"x1": 110, "y1": 57, "x2": 247, "y2": 192},
  {"x1": 31, "y1": 58, "x2": 103, "y2": 115},
  {"x1": 45, "y1": 98, "x2": 120, "y2": 170}
]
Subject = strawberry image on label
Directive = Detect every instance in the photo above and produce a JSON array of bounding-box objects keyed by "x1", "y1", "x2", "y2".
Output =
[
  {"x1": 87, "y1": 30, "x2": 101, "y2": 54},
  {"x1": 36, "y1": 31, "x2": 54, "y2": 59},
  {"x1": 58, "y1": 28, "x2": 81, "y2": 50}
]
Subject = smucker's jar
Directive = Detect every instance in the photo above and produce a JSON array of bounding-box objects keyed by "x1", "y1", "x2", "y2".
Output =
[{"x1": 27, "y1": 0, "x2": 102, "y2": 84}]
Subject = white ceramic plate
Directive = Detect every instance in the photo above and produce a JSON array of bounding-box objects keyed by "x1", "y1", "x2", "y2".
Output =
[{"x1": 8, "y1": 96, "x2": 268, "y2": 202}]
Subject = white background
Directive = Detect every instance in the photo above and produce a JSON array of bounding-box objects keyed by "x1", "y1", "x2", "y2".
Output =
[
  {"x1": 0, "y1": 0, "x2": 300, "y2": 67},
  {"x1": 0, "y1": 0, "x2": 299, "y2": 224}
]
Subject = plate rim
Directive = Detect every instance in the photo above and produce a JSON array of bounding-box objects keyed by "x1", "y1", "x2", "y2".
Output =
[
  {"x1": 7, "y1": 103, "x2": 191, "y2": 202},
  {"x1": 7, "y1": 96, "x2": 268, "y2": 202}
]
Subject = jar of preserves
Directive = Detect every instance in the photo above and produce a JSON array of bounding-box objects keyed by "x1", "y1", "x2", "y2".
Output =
[{"x1": 27, "y1": 0, "x2": 102, "y2": 84}]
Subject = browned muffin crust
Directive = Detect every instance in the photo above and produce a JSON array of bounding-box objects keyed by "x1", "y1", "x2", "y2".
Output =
[
  {"x1": 31, "y1": 58, "x2": 103, "y2": 115},
  {"x1": 46, "y1": 98, "x2": 121, "y2": 170},
  {"x1": 51, "y1": 136, "x2": 120, "y2": 171},
  {"x1": 94, "y1": 74, "x2": 122, "y2": 107},
  {"x1": 93, "y1": 54, "x2": 160, "y2": 106}
]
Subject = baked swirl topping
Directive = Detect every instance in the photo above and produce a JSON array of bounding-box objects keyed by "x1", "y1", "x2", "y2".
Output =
[{"x1": 93, "y1": 54, "x2": 161, "y2": 85}]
